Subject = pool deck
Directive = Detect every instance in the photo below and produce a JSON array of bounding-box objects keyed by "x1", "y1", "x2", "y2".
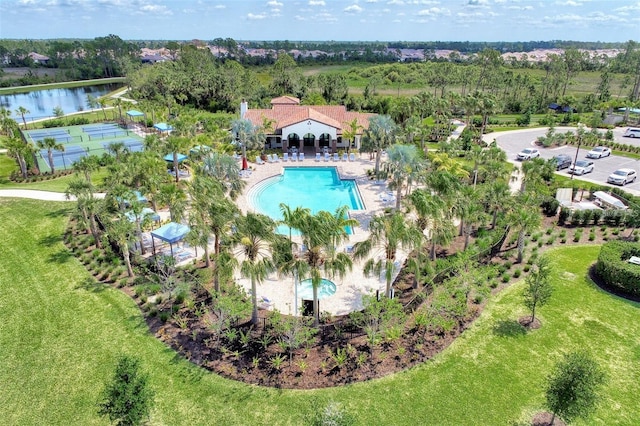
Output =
[{"x1": 234, "y1": 153, "x2": 407, "y2": 317}]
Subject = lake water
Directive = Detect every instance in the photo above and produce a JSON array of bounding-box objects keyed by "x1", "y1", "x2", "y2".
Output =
[{"x1": 0, "y1": 83, "x2": 123, "y2": 123}]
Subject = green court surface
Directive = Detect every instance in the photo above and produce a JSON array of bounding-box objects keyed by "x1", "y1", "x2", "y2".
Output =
[{"x1": 24, "y1": 123, "x2": 144, "y2": 172}]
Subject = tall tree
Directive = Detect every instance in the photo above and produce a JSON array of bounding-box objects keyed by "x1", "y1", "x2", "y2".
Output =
[
  {"x1": 65, "y1": 177, "x2": 103, "y2": 248},
  {"x1": 354, "y1": 211, "x2": 417, "y2": 298},
  {"x1": 15, "y1": 106, "x2": 30, "y2": 129},
  {"x1": 98, "y1": 355, "x2": 154, "y2": 426},
  {"x1": 384, "y1": 143, "x2": 424, "y2": 210},
  {"x1": 5, "y1": 137, "x2": 34, "y2": 179},
  {"x1": 361, "y1": 114, "x2": 397, "y2": 181},
  {"x1": 545, "y1": 352, "x2": 607, "y2": 425},
  {"x1": 36, "y1": 137, "x2": 65, "y2": 174},
  {"x1": 233, "y1": 212, "x2": 276, "y2": 325},
  {"x1": 523, "y1": 255, "x2": 553, "y2": 325},
  {"x1": 232, "y1": 118, "x2": 264, "y2": 169},
  {"x1": 507, "y1": 195, "x2": 541, "y2": 263},
  {"x1": 200, "y1": 151, "x2": 245, "y2": 200}
]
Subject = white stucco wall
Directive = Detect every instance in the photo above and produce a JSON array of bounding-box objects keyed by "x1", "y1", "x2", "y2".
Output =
[{"x1": 284, "y1": 120, "x2": 337, "y2": 141}]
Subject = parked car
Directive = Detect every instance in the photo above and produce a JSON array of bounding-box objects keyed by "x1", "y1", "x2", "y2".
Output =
[
  {"x1": 607, "y1": 168, "x2": 637, "y2": 186},
  {"x1": 517, "y1": 148, "x2": 540, "y2": 161},
  {"x1": 551, "y1": 154, "x2": 572, "y2": 170},
  {"x1": 586, "y1": 146, "x2": 611, "y2": 159},
  {"x1": 623, "y1": 127, "x2": 640, "y2": 138},
  {"x1": 568, "y1": 159, "x2": 595, "y2": 175}
]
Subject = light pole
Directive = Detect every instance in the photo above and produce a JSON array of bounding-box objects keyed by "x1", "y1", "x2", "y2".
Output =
[{"x1": 571, "y1": 123, "x2": 584, "y2": 181}]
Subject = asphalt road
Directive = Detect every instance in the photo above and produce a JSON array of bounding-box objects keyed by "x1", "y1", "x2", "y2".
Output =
[{"x1": 487, "y1": 127, "x2": 640, "y2": 196}]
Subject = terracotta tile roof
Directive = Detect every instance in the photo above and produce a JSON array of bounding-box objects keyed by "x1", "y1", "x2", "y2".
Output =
[
  {"x1": 243, "y1": 102, "x2": 374, "y2": 136},
  {"x1": 271, "y1": 96, "x2": 300, "y2": 105}
]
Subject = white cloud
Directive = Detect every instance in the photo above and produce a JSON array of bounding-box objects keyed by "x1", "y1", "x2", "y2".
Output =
[
  {"x1": 507, "y1": 5, "x2": 533, "y2": 10},
  {"x1": 388, "y1": 0, "x2": 404, "y2": 5},
  {"x1": 247, "y1": 12, "x2": 267, "y2": 19},
  {"x1": 214, "y1": 4, "x2": 226, "y2": 9},
  {"x1": 466, "y1": 0, "x2": 489, "y2": 6},
  {"x1": 139, "y1": 4, "x2": 172, "y2": 15},
  {"x1": 417, "y1": 7, "x2": 449, "y2": 17},
  {"x1": 309, "y1": 0, "x2": 326, "y2": 5},
  {"x1": 556, "y1": 0, "x2": 581, "y2": 6},
  {"x1": 316, "y1": 12, "x2": 338, "y2": 21},
  {"x1": 344, "y1": 4, "x2": 363, "y2": 13},
  {"x1": 267, "y1": 0, "x2": 283, "y2": 7},
  {"x1": 295, "y1": 15, "x2": 307, "y2": 20}
]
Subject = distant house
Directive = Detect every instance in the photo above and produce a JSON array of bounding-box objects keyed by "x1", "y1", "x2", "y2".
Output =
[
  {"x1": 548, "y1": 103, "x2": 577, "y2": 113},
  {"x1": 241, "y1": 97, "x2": 374, "y2": 153},
  {"x1": 28, "y1": 52, "x2": 50, "y2": 65},
  {"x1": 141, "y1": 54, "x2": 168, "y2": 64}
]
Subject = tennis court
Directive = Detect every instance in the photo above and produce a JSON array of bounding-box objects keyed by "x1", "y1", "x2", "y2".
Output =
[{"x1": 25, "y1": 122, "x2": 145, "y2": 172}]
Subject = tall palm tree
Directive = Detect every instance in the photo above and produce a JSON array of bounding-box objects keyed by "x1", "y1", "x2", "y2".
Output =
[
  {"x1": 72, "y1": 155, "x2": 100, "y2": 183},
  {"x1": 297, "y1": 206, "x2": 358, "y2": 325},
  {"x1": 188, "y1": 175, "x2": 239, "y2": 291},
  {"x1": 104, "y1": 213, "x2": 137, "y2": 277},
  {"x1": 65, "y1": 177, "x2": 103, "y2": 248},
  {"x1": 409, "y1": 189, "x2": 456, "y2": 261},
  {"x1": 232, "y1": 118, "x2": 263, "y2": 169},
  {"x1": 36, "y1": 137, "x2": 65, "y2": 174},
  {"x1": 5, "y1": 137, "x2": 34, "y2": 179},
  {"x1": 0, "y1": 107, "x2": 14, "y2": 136},
  {"x1": 157, "y1": 182, "x2": 187, "y2": 223},
  {"x1": 106, "y1": 141, "x2": 127, "y2": 161},
  {"x1": 483, "y1": 180, "x2": 512, "y2": 229},
  {"x1": 200, "y1": 152, "x2": 245, "y2": 200},
  {"x1": 361, "y1": 114, "x2": 397, "y2": 180},
  {"x1": 164, "y1": 135, "x2": 193, "y2": 183},
  {"x1": 507, "y1": 195, "x2": 542, "y2": 263},
  {"x1": 15, "y1": 106, "x2": 30, "y2": 129},
  {"x1": 353, "y1": 211, "x2": 418, "y2": 298},
  {"x1": 341, "y1": 117, "x2": 363, "y2": 152},
  {"x1": 233, "y1": 212, "x2": 276, "y2": 325},
  {"x1": 384, "y1": 143, "x2": 424, "y2": 210}
]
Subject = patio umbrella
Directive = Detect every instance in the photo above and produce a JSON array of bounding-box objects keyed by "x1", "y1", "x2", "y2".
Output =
[{"x1": 242, "y1": 156, "x2": 248, "y2": 170}]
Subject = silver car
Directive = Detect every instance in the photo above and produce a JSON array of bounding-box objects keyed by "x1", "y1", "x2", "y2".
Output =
[
  {"x1": 569, "y1": 159, "x2": 594, "y2": 175},
  {"x1": 607, "y1": 168, "x2": 637, "y2": 185},
  {"x1": 517, "y1": 148, "x2": 540, "y2": 161}
]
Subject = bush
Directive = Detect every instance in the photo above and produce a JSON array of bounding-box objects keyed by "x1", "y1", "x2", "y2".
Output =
[
  {"x1": 594, "y1": 240, "x2": 640, "y2": 295},
  {"x1": 501, "y1": 272, "x2": 511, "y2": 283}
]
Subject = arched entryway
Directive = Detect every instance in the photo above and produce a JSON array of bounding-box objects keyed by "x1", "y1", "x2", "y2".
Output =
[
  {"x1": 287, "y1": 133, "x2": 301, "y2": 149},
  {"x1": 303, "y1": 133, "x2": 316, "y2": 148},
  {"x1": 319, "y1": 133, "x2": 331, "y2": 148}
]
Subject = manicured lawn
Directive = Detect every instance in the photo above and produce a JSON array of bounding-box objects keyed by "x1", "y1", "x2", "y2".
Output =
[
  {"x1": 0, "y1": 160, "x2": 108, "y2": 192},
  {"x1": 1, "y1": 199, "x2": 638, "y2": 425}
]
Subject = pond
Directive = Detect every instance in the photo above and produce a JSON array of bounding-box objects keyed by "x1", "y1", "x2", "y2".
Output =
[{"x1": 0, "y1": 83, "x2": 123, "y2": 123}]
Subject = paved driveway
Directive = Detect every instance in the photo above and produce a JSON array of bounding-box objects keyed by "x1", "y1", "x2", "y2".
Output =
[{"x1": 486, "y1": 127, "x2": 640, "y2": 196}]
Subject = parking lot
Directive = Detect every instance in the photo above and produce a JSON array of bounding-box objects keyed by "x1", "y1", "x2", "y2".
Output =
[{"x1": 487, "y1": 126, "x2": 640, "y2": 196}]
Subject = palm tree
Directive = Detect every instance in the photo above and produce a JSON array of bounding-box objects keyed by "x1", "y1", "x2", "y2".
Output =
[
  {"x1": 0, "y1": 107, "x2": 13, "y2": 137},
  {"x1": 409, "y1": 189, "x2": 456, "y2": 261},
  {"x1": 98, "y1": 97, "x2": 109, "y2": 120},
  {"x1": 72, "y1": 155, "x2": 100, "y2": 182},
  {"x1": 200, "y1": 152, "x2": 245, "y2": 200},
  {"x1": 157, "y1": 182, "x2": 187, "y2": 223},
  {"x1": 233, "y1": 212, "x2": 276, "y2": 325},
  {"x1": 296, "y1": 206, "x2": 358, "y2": 325},
  {"x1": 354, "y1": 211, "x2": 418, "y2": 298},
  {"x1": 384, "y1": 143, "x2": 424, "y2": 210},
  {"x1": 232, "y1": 118, "x2": 263, "y2": 169},
  {"x1": 361, "y1": 115, "x2": 397, "y2": 180},
  {"x1": 36, "y1": 137, "x2": 65, "y2": 174},
  {"x1": 65, "y1": 177, "x2": 103, "y2": 248},
  {"x1": 483, "y1": 180, "x2": 512, "y2": 229},
  {"x1": 507, "y1": 196, "x2": 542, "y2": 263},
  {"x1": 164, "y1": 135, "x2": 193, "y2": 183},
  {"x1": 5, "y1": 137, "x2": 34, "y2": 179},
  {"x1": 15, "y1": 106, "x2": 30, "y2": 129},
  {"x1": 106, "y1": 141, "x2": 127, "y2": 161},
  {"x1": 104, "y1": 213, "x2": 137, "y2": 277},
  {"x1": 188, "y1": 175, "x2": 239, "y2": 291},
  {"x1": 341, "y1": 118, "x2": 363, "y2": 152}
]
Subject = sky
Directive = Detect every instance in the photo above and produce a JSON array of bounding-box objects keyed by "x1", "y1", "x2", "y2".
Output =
[{"x1": 1, "y1": 0, "x2": 639, "y2": 43}]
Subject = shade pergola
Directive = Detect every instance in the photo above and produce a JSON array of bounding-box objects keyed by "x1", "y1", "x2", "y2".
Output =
[
  {"x1": 125, "y1": 207, "x2": 160, "y2": 223},
  {"x1": 154, "y1": 122, "x2": 173, "y2": 133},
  {"x1": 163, "y1": 153, "x2": 188, "y2": 163},
  {"x1": 150, "y1": 222, "x2": 190, "y2": 256},
  {"x1": 126, "y1": 110, "x2": 145, "y2": 121}
]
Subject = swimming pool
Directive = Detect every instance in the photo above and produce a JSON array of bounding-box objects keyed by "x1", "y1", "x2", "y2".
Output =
[
  {"x1": 248, "y1": 166, "x2": 364, "y2": 234},
  {"x1": 298, "y1": 278, "x2": 337, "y2": 300}
]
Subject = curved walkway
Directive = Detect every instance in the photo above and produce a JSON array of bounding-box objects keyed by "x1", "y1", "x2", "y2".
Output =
[{"x1": 0, "y1": 189, "x2": 105, "y2": 201}]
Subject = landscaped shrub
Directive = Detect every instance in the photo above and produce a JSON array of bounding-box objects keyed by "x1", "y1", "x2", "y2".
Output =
[
  {"x1": 501, "y1": 272, "x2": 510, "y2": 283},
  {"x1": 571, "y1": 210, "x2": 584, "y2": 226},
  {"x1": 595, "y1": 240, "x2": 640, "y2": 295},
  {"x1": 573, "y1": 228, "x2": 583, "y2": 242}
]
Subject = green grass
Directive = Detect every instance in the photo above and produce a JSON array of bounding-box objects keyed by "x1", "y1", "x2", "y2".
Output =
[
  {"x1": 0, "y1": 158, "x2": 109, "y2": 191},
  {"x1": 1, "y1": 198, "x2": 639, "y2": 425},
  {"x1": 0, "y1": 77, "x2": 126, "y2": 95}
]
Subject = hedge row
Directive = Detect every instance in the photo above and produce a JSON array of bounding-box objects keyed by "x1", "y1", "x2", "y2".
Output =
[{"x1": 595, "y1": 240, "x2": 640, "y2": 296}]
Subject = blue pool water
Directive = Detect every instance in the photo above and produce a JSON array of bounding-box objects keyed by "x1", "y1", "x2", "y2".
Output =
[
  {"x1": 298, "y1": 278, "x2": 337, "y2": 300},
  {"x1": 248, "y1": 166, "x2": 364, "y2": 235}
]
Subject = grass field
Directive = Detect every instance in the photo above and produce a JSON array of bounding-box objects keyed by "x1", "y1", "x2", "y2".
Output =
[{"x1": 1, "y1": 198, "x2": 639, "y2": 425}]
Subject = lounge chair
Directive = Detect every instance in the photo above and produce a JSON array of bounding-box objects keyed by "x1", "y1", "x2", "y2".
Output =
[
  {"x1": 239, "y1": 169, "x2": 252, "y2": 178},
  {"x1": 333, "y1": 153, "x2": 339, "y2": 161},
  {"x1": 324, "y1": 152, "x2": 330, "y2": 162},
  {"x1": 255, "y1": 156, "x2": 265, "y2": 165},
  {"x1": 273, "y1": 154, "x2": 281, "y2": 162},
  {"x1": 258, "y1": 296, "x2": 274, "y2": 310},
  {"x1": 299, "y1": 152, "x2": 305, "y2": 161},
  {"x1": 349, "y1": 153, "x2": 356, "y2": 161},
  {"x1": 342, "y1": 153, "x2": 348, "y2": 162},
  {"x1": 315, "y1": 152, "x2": 321, "y2": 162},
  {"x1": 266, "y1": 154, "x2": 274, "y2": 163},
  {"x1": 291, "y1": 152, "x2": 298, "y2": 162},
  {"x1": 283, "y1": 152, "x2": 289, "y2": 162}
]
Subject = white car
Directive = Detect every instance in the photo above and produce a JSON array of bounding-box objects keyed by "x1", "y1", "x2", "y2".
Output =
[
  {"x1": 623, "y1": 127, "x2": 640, "y2": 138},
  {"x1": 586, "y1": 146, "x2": 611, "y2": 159},
  {"x1": 607, "y1": 168, "x2": 637, "y2": 186},
  {"x1": 517, "y1": 148, "x2": 540, "y2": 161},
  {"x1": 568, "y1": 159, "x2": 594, "y2": 175}
]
